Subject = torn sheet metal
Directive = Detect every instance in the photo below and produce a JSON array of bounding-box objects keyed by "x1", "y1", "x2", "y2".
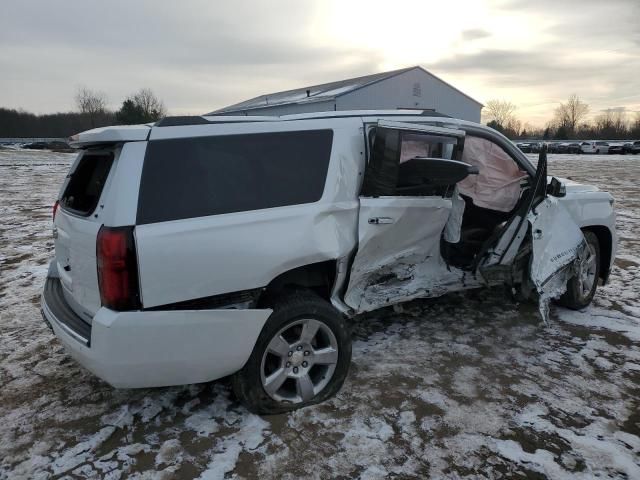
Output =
[
  {"x1": 344, "y1": 196, "x2": 481, "y2": 313},
  {"x1": 528, "y1": 196, "x2": 587, "y2": 322}
]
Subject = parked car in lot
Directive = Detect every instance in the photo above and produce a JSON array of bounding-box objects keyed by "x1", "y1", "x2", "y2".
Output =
[
  {"x1": 608, "y1": 144, "x2": 626, "y2": 155},
  {"x1": 567, "y1": 143, "x2": 582, "y2": 154},
  {"x1": 548, "y1": 142, "x2": 562, "y2": 153},
  {"x1": 516, "y1": 143, "x2": 533, "y2": 153},
  {"x1": 517, "y1": 142, "x2": 542, "y2": 154},
  {"x1": 41, "y1": 111, "x2": 617, "y2": 413},
  {"x1": 21, "y1": 141, "x2": 49, "y2": 150},
  {"x1": 581, "y1": 141, "x2": 610, "y2": 154},
  {"x1": 48, "y1": 141, "x2": 74, "y2": 152},
  {"x1": 19, "y1": 140, "x2": 73, "y2": 151}
]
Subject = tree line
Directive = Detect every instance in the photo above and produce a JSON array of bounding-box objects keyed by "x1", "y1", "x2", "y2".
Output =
[
  {"x1": 0, "y1": 87, "x2": 166, "y2": 138},
  {"x1": 484, "y1": 95, "x2": 640, "y2": 140}
]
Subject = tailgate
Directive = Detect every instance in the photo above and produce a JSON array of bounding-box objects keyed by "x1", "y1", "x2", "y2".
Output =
[{"x1": 55, "y1": 149, "x2": 116, "y2": 318}]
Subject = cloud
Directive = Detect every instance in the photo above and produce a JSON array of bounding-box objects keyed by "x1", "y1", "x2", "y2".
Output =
[
  {"x1": 460, "y1": 29, "x2": 491, "y2": 41},
  {"x1": 1, "y1": 0, "x2": 382, "y2": 114},
  {"x1": 429, "y1": 45, "x2": 640, "y2": 122},
  {"x1": 0, "y1": 0, "x2": 638, "y2": 123},
  {"x1": 426, "y1": 0, "x2": 640, "y2": 124}
]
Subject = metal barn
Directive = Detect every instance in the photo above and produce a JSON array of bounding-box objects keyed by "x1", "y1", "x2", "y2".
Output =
[{"x1": 208, "y1": 66, "x2": 483, "y2": 122}]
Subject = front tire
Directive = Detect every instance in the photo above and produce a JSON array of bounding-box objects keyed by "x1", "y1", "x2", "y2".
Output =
[
  {"x1": 232, "y1": 290, "x2": 352, "y2": 414},
  {"x1": 559, "y1": 231, "x2": 600, "y2": 310}
]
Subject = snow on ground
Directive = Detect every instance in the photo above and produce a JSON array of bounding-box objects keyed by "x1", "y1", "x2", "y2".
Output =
[{"x1": 0, "y1": 150, "x2": 639, "y2": 479}]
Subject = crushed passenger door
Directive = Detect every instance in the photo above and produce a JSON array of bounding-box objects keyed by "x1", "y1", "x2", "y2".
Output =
[
  {"x1": 478, "y1": 145, "x2": 586, "y2": 320},
  {"x1": 344, "y1": 121, "x2": 471, "y2": 313},
  {"x1": 520, "y1": 147, "x2": 586, "y2": 319},
  {"x1": 528, "y1": 196, "x2": 586, "y2": 320}
]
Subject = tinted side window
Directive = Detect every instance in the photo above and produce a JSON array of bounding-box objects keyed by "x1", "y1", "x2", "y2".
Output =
[{"x1": 137, "y1": 130, "x2": 333, "y2": 224}]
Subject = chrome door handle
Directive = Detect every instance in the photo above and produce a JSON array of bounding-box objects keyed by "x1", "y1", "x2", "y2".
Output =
[{"x1": 368, "y1": 217, "x2": 394, "y2": 225}]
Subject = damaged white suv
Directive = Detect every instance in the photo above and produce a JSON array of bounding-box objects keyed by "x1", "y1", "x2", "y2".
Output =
[{"x1": 41, "y1": 110, "x2": 616, "y2": 413}]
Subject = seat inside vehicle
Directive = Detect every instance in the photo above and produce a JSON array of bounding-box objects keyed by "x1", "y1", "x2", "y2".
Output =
[{"x1": 442, "y1": 135, "x2": 529, "y2": 269}]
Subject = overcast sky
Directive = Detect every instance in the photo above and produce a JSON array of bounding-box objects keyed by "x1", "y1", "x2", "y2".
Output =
[{"x1": 2, "y1": 0, "x2": 638, "y2": 126}]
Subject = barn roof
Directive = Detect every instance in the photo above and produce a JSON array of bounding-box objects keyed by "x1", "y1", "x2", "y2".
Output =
[{"x1": 208, "y1": 66, "x2": 482, "y2": 115}]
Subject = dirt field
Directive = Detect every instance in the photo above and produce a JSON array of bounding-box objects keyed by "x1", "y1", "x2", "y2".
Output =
[{"x1": 1, "y1": 149, "x2": 639, "y2": 479}]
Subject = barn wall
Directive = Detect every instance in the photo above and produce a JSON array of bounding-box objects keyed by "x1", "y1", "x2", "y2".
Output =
[{"x1": 335, "y1": 69, "x2": 482, "y2": 122}]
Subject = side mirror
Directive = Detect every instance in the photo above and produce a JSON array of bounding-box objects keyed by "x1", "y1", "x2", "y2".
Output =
[
  {"x1": 547, "y1": 176, "x2": 566, "y2": 197},
  {"x1": 397, "y1": 157, "x2": 478, "y2": 191}
]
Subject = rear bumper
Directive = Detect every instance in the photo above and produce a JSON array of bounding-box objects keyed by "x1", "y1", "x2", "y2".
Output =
[{"x1": 41, "y1": 274, "x2": 272, "y2": 388}]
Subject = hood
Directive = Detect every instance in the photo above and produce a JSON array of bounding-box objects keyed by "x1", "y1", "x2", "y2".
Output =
[{"x1": 548, "y1": 176, "x2": 599, "y2": 194}]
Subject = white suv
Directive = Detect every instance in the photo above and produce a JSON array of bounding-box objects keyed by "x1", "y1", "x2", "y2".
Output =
[
  {"x1": 580, "y1": 141, "x2": 610, "y2": 154},
  {"x1": 41, "y1": 111, "x2": 617, "y2": 413}
]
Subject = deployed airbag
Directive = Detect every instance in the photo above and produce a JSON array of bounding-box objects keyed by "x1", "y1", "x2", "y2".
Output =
[{"x1": 458, "y1": 136, "x2": 527, "y2": 212}]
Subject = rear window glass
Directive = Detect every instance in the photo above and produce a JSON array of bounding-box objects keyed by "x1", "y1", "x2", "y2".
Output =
[
  {"x1": 60, "y1": 152, "x2": 114, "y2": 216},
  {"x1": 137, "y1": 130, "x2": 333, "y2": 224}
]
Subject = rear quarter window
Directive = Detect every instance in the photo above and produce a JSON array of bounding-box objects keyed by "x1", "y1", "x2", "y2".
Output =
[
  {"x1": 60, "y1": 152, "x2": 114, "y2": 216},
  {"x1": 137, "y1": 129, "x2": 333, "y2": 224}
]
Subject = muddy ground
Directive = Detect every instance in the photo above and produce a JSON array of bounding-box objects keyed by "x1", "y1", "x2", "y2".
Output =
[{"x1": 0, "y1": 149, "x2": 639, "y2": 479}]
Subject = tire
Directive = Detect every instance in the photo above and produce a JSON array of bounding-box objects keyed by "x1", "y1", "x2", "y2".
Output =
[
  {"x1": 232, "y1": 290, "x2": 352, "y2": 414},
  {"x1": 559, "y1": 231, "x2": 600, "y2": 310}
]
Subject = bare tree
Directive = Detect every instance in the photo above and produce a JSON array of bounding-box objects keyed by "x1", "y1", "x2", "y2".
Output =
[
  {"x1": 594, "y1": 108, "x2": 629, "y2": 139},
  {"x1": 631, "y1": 112, "x2": 640, "y2": 138},
  {"x1": 484, "y1": 100, "x2": 517, "y2": 127},
  {"x1": 132, "y1": 88, "x2": 166, "y2": 120},
  {"x1": 505, "y1": 117, "x2": 522, "y2": 138},
  {"x1": 75, "y1": 86, "x2": 108, "y2": 127},
  {"x1": 553, "y1": 94, "x2": 589, "y2": 134}
]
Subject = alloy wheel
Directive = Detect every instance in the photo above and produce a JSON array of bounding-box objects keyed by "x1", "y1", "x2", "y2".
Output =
[
  {"x1": 260, "y1": 318, "x2": 339, "y2": 403},
  {"x1": 578, "y1": 243, "x2": 597, "y2": 300}
]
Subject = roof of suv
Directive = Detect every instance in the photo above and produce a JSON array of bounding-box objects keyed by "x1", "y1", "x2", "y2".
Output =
[
  {"x1": 165, "y1": 109, "x2": 452, "y2": 126},
  {"x1": 69, "y1": 110, "x2": 468, "y2": 147}
]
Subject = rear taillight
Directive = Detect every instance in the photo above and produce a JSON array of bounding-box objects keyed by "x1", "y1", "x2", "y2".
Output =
[
  {"x1": 53, "y1": 200, "x2": 59, "y2": 222},
  {"x1": 97, "y1": 226, "x2": 141, "y2": 311}
]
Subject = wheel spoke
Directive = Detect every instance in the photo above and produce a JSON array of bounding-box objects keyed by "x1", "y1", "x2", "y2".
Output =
[
  {"x1": 581, "y1": 279, "x2": 589, "y2": 295},
  {"x1": 263, "y1": 368, "x2": 288, "y2": 396},
  {"x1": 299, "y1": 319, "x2": 320, "y2": 344},
  {"x1": 313, "y1": 347, "x2": 338, "y2": 365},
  {"x1": 296, "y1": 373, "x2": 315, "y2": 402},
  {"x1": 267, "y1": 335, "x2": 290, "y2": 357}
]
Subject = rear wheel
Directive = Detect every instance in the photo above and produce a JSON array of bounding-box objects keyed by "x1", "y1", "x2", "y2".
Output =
[
  {"x1": 559, "y1": 231, "x2": 600, "y2": 310},
  {"x1": 232, "y1": 290, "x2": 351, "y2": 414}
]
